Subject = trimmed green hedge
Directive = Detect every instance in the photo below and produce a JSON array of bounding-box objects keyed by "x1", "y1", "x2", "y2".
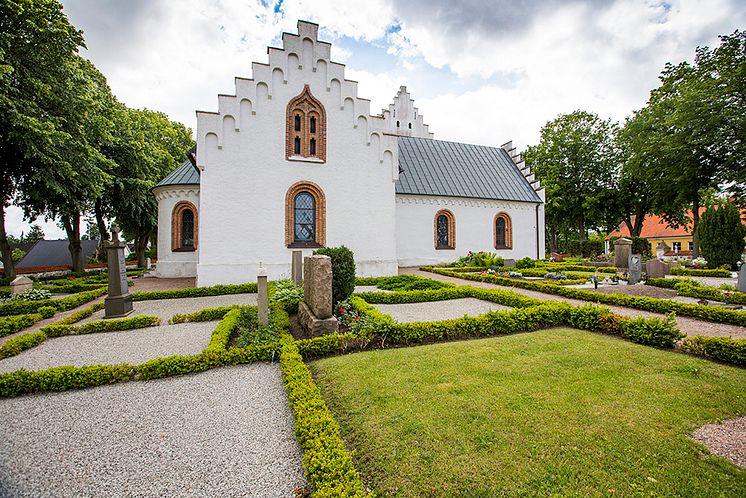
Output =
[
  {"x1": 280, "y1": 339, "x2": 368, "y2": 497},
  {"x1": 681, "y1": 336, "x2": 746, "y2": 367},
  {"x1": 0, "y1": 306, "x2": 54, "y2": 337},
  {"x1": 296, "y1": 333, "x2": 361, "y2": 358},
  {"x1": 0, "y1": 287, "x2": 107, "y2": 316},
  {"x1": 41, "y1": 315, "x2": 161, "y2": 338},
  {"x1": 645, "y1": 278, "x2": 684, "y2": 289},
  {"x1": 647, "y1": 278, "x2": 746, "y2": 305},
  {"x1": 40, "y1": 282, "x2": 108, "y2": 294},
  {"x1": 170, "y1": 305, "x2": 238, "y2": 324},
  {"x1": 356, "y1": 285, "x2": 545, "y2": 309},
  {"x1": 315, "y1": 246, "x2": 356, "y2": 305},
  {"x1": 621, "y1": 313, "x2": 683, "y2": 348},
  {"x1": 132, "y1": 283, "x2": 257, "y2": 301},
  {"x1": 424, "y1": 267, "x2": 746, "y2": 327},
  {"x1": 204, "y1": 308, "x2": 244, "y2": 354},
  {"x1": 58, "y1": 302, "x2": 106, "y2": 325},
  {"x1": 0, "y1": 331, "x2": 47, "y2": 360},
  {"x1": 670, "y1": 267, "x2": 732, "y2": 277},
  {"x1": 355, "y1": 274, "x2": 453, "y2": 292}
]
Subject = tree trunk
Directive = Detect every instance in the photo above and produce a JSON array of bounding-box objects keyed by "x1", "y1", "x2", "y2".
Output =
[
  {"x1": 624, "y1": 217, "x2": 634, "y2": 237},
  {"x1": 550, "y1": 224, "x2": 558, "y2": 253},
  {"x1": 62, "y1": 213, "x2": 83, "y2": 273},
  {"x1": 94, "y1": 200, "x2": 110, "y2": 241},
  {"x1": 578, "y1": 218, "x2": 586, "y2": 241},
  {"x1": 692, "y1": 194, "x2": 700, "y2": 259},
  {"x1": 0, "y1": 204, "x2": 15, "y2": 279},
  {"x1": 135, "y1": 237, "x2": 148, "y2": 268}
]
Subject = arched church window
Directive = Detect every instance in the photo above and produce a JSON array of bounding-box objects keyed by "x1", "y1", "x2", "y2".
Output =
[
  {"x1": 494, "y1": 213, "x2": 512, "y2": 249},
  {"x1": 171, "y1": 201, "x2": 198, "y2": 252},
  {"x1": 434, "y1": 209, "x2": 455, "y2": 250},
  {"x1": 285, "y1": 181, "x2": 326, "y2": 247},
  {"x1": 286, "y1": 85, "x2": 326, "y2": 161},
  {"x1": 408, "y1": 122, "x2": 412, "y2": 129},
  {"x1": 396, "y1": 120, "x2": 400, "y2": 127}
]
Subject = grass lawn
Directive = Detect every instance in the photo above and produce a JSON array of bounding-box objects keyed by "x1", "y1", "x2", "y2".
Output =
[{"x1": 311, "y1": 329, "x2": 746, "y2": 497}]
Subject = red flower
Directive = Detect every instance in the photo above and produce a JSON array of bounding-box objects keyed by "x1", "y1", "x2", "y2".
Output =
[
  {"x1": 339, "y1": 308, "x2": 345, "y2": 313},
  {"x1": 354, "y1": 316, "x2": 359, "y2": 321}
]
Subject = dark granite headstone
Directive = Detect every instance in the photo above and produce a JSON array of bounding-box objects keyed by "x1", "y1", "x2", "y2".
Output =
[
  {"x1": 738, "y1": 263, "x2": 746, "y2": 293},
  {"x1": 104, "y1": 224, "x2": 133, "y2": 318},
  {"x1": 645, "y1": 258, "x2": 669, "y2": 279}
]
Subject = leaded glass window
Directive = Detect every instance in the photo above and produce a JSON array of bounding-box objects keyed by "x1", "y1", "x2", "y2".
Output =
[
  {"x1": 495, "y1": 218, "x2": 506, "y2": 248},
  {"x1": 181, "y1": 209, "x2": 194, "y2": 247},
  {"x1": 294, "y1": 192, "x2": 315, "y2": 242},
  {"x1": 310, "y1": 138, "x2": 316, "y2": 156},
  {"x1": 436, "y1": 215, "x2": 449, "y2": 248},
  {"x1": 294, "y1": 114, "x2": 301, "y2": 131},
  {"x1": 310, "y1": 117, "x2": 316, "y2": 133},
  {"x1": 294, "y1": 136, "x2": 301, "y2": 155}
]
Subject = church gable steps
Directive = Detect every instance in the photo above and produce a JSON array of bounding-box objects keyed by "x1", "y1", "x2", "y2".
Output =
[
  {"x1": 501, "y1": 141, "x2": 543, "y2": 193},
  {"x1": 195, "y1": 20, "x2": 398, "y2": 171}
]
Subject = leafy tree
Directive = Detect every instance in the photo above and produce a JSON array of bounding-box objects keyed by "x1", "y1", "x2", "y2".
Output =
[
  {"x1": 524, "y1": 111, "x2": 621, "y2": 251},
  {"x1": 104, "y1": 106, "x2": 194, "y2": 267},
  {"x1": 11, "y1": 248, "x2": 25, "y2": 263},
  {"x1": 22, "y1": 224, "x2": 44, "y2": 243},
  {"x1": 81, "y1": 219, "x2": 101, "y2": 241},
  {"x1": 0, "y1": 0, "x2": 84, "y2": 278},
  {"x1": 698, "y1": 202, "x2": 746, "y2": 269}
]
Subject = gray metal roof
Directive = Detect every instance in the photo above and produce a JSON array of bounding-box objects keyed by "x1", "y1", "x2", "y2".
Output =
[
  {"x1": 154, "y1": 159, "x2": 200, "y2": 188},
  {"x1": 396, "y1": 136, "x2": 541, "y2": 203},
  {"x1": 16, "y1": 240, "x2": 99, "y2": 269}
]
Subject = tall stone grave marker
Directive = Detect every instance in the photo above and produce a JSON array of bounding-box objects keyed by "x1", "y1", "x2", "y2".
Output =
[
  {"x1": 614, "y1": 238, "x2": 633, "y2": 269},
  {"x1": 104, "y1": 224, "x2": 133, "y2": 318},
  {"x1": 291, "y1": 250, "x2": 303, "y2": 285},
  {"x1": 645, "y1": 258, "x2": 669, "y2": 279},
  {"x1": 10, "y1": 276, "x2": 33, "y2": 297},
  {"x1": 628, "y1": 254, "x2": 642, "y2": 285},
  {"x1": 257, "y1": 265, "x2": 268, "y2": 326},
  {"x1": 738, "y1": 263, "x2": 746, "y2": 293},
  {"x1": 298, "y1": 254, "x2": 338, "y2": 336}
]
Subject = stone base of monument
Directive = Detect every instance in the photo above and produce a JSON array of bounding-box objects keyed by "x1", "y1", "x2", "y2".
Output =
[
  {"x1": 298, "y1": 301, "x2": 338, "y2": 336},
  {"x1": 104, "y1": 293, "x2": 134, "y2": 318}
]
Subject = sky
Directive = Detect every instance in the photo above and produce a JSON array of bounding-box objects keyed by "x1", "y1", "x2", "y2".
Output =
[{"x1": 7, "y1": 0, "x2": 746, "y2": 239}]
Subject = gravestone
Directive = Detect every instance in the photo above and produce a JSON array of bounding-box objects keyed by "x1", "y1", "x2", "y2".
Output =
[
  {"x1": 257, "y1": 265, "x2": 268, "y2": 326},
  {"x1": 550, "y1": 252, "x2": 564, "y2": 262},
  {"x1": 628, "y1": 254, "x2": 642, "y2": 285},
  {"x1": 738, "y1": 263, "x2": 746, "y2": 293},
  {"x1": 291, "y1": 250, "x2": 303, "y2": 285},
  {"x1": 503, "y1": 259, "x2": 516, "y2": 268},
  {"x1": 646, "y1": 258, "x2": 669, "y2": 279},
  {"x1": 655, "y1": 241, "x2": 670, "y2": 259},
  {"x1": 298, "y1": 255, "x2": 338, "y2": 336},
  {"x1": 10, "y1": 276, "x2": 33, "y2": 297},
  {"x1": 614, "y1": 238, "x2": 633, "y2": 269},
  {"x1": 104, "y1": 224, "x2": 133, "y2": 318}
]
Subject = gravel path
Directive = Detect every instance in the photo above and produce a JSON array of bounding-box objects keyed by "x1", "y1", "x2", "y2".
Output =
[
  {"x1": 402, "y1": 268, "x2": 746, "y2": 339},
  {"x1": 0, "y1": 364, "x2": 307, "y2": 497},
  {"x1": 0, "y1": 322, "x2": 214, "y2": 373},
  {"x1": 372, "y1": 297, "x2": 511, "y2": 323},
  {"x1": 354, "y1": 285, "x2": 392, "y2": 293},
  {"x1": 80, "y1": 293, "x2": 258, "y2": 324},
  {"x1": 665, "y1": 275, "x2": 737, "y2": 288},
  {"x1": 692, "y1": 416, "x2": 746, "y2": 468}
]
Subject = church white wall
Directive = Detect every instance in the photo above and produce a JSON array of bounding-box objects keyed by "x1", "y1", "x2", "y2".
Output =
[
  {"x1": 153, "y1": 186, "x2": 199, "y2": 278},
  {"x1": 195, "y1": 22, "x2": 399, "y2": 286},
  {"x1": 396, "y1": 194, "x2": 543, "y2": 267}
]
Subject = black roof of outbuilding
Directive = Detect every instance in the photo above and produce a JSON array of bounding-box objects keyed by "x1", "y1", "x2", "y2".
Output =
[
  {"x1": 154, "y1": 159, "x2": 200, "y2": 189},
  {"x1": 16, "y1": 240, "x2": 99, "y2": 269},
  {"x1": 396, "y1": 136, "x2": 541, "y2": 203}
]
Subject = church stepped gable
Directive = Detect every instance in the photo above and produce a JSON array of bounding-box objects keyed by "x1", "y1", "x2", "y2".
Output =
[
  {"x1": 195, "y1": 20, "x2": 396, "y2": 170},
  {"x1": 396, "y1": 136, "x2": 542, "y2": 203}
]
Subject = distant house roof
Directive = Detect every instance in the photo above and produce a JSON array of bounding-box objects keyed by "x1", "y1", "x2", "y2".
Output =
[
  {"x1": 16, "y1": 240, "x2": 99, "y2": 269},
  {"x1": 154, "y1": 159, "x2": 200, "y2": 189},
  {"x1": 396, "y1": 136, "x2": 542, "y2": 203},
  {"x1": 605, "y1": 209, "x2": 713, "y2": 240}
]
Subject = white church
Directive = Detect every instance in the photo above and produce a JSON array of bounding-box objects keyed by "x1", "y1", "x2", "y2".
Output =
[{"x1": 153, "y1": 21, "x2": 545, "y2": 286}]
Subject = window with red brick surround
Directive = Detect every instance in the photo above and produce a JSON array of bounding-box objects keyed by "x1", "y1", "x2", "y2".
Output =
[
  {"x1": 286, "y1": 85, "x2": 326, "y2": 162},
  {"x1": 494, "y1": 212, "x2": 512, "y2": 249},
  {"x1": 172, "y1": 201, "x2": 198, "y2": 251},
  {"x1": 434, "y1": 209, "x2": 455, "y2": 250},
  {"x1": 285, "y1": 181, "x2": 326, "y2": 247}
]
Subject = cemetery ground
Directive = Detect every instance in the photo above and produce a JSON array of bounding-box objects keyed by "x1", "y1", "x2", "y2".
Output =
[{"x1": 0, "y1": 269, "x2": 745, "y2": 496}]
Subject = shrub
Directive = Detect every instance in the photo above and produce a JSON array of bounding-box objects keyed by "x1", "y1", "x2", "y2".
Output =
[
  {"x1": 0, "y1": 331, "x2": 47, "y2": 359},
  {"x1": 271, "y1": 279, "x2": 304, "y2": 313},
  {"x1": 41, "y1": 315, "x2": 161, "y2": 337},
  {"x1": 681, "y1": 336, "x2": 746, "y2": 367},
  {"x1": 516, "y1": 257, "x2": 536, "y2": 269},
  {"x1": 279, "y1": 340, "x2": 368, "y2": 497},
  {"x1": 698, "y1": 202, "x2": 746, "y2": 270},
  {"x1": 0, "y1": 363, "x2": 138, "y2": 397},
  {"x1": 0, "y1": 287, "x2": 107, "y2": 316},
  {"x1": 314, "y1": 246, "x2": 356, "y2": 305},
  {"x1": 132, "y1": 283, "x2": 257, "y2": 301},
  {"x1": 621, "y1": 313, "x2": 683, "y2": 348},
  {"x1": 373, "y1": 274, "x2": 451, "y2": 292},
  {"x1": 0, "y1": 313, "x2": 43, "y2": 337},
  {"x1": 204, "y1": 308, "x2": 244, "y2": 354},
  {"x1": 59, "y1": 302, "x2": 106, "y2": 325},
  {"x1": 669, "y1": 267, "x2": 732, "y2": 277},
  {"x1": 11, "y1": 288, "x2": 52, "y2": 301},
  {"x1": 170, "y1": 305, "x2": 238, "y2": 324},
  {"x1": 568, "y1": 304, "x2": 610, "y2": 330},
  {"x1": 37, "y1": 306, "x2": 56, "y2": 319},
  {"x1": 597, "y1": 314, "x2": 628, "y2": 335}
]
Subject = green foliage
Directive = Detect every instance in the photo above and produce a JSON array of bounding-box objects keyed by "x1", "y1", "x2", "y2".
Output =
[
  {"x1": 11, "y1": 248, "x2": 25, "y2": 262},
  {"x1": 314, "y1": 246, "x2": 356, "y2": 306},
  {"x1": 0, "y1": 313, "x2": 42, "y2": 337},
  {"x1": 204, "y1": 308, "x2": 244, "y2": 354},
  {"x1": 357, "y1": 285, "x2": 545, "y2": 309},
  {"x1": 515, "y1": 257, "x2": 536, "y2": 269},
  {"x1": 669, "y1": 267, "x2": 732, "y2": 277},
  {"x1": 698, "y1": 202, "x2": 746, "y2": 269},
  {"x1": 169, "y1": 305, "x2": 238, "y2": 324},
  {"x1": 235, "y1": 304, "x2": 291, "y2": 348},
  {"x1": 472, "y1": 251, "x2": 504, "y2": 268},
  {"x1": 671, "y1": 280, "x2": 746, "y2": 305},
  {"x1": 621, "y1": 313, "x2": 683, "y2": 348},
  {"x1": 424, "y1": 267, "x2": 746, "y2": 327},
  {"x1": 0, "y1": 330, "x2": 47, "y2": 359},
  {"x1": 37, "y1": 306, "x2": 56, "y2": 318},
  {"x1": 296, "y1": 333, "x2": 361, "y2": 358},
  {"x1": 0, "y1": 287, "x2": 106, "y2": 316},
  {"x1": 368, "y1": 274, "x2": 451, "y2": 292},
  {"x1": 41, "y1": 315, "x2": 160, "y2": 337},
  {"x1": 270, "y1": 279, "x2": 304, "y2": 313},
  {"x1": 279, "y1": 340, "x2": 368, "y2": 497},
  {"x1": 568, "y1": 304, "x2": 611, "y2": 330},
  {"x1": 681, "y1": 336, "x2": 746, "y2": 367},
  {"x1": 58, "y1": 302, "x2": 105, "y2": 325},
  {"x1": 11, "y1": 288, "x2": 51, "y2": 301},
  {"x1": 0, "y1": 363, "x2": 139, "y2": 398},
  {"x1": 132, "y1": 283, "x2": 257, "y2": 301}
]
